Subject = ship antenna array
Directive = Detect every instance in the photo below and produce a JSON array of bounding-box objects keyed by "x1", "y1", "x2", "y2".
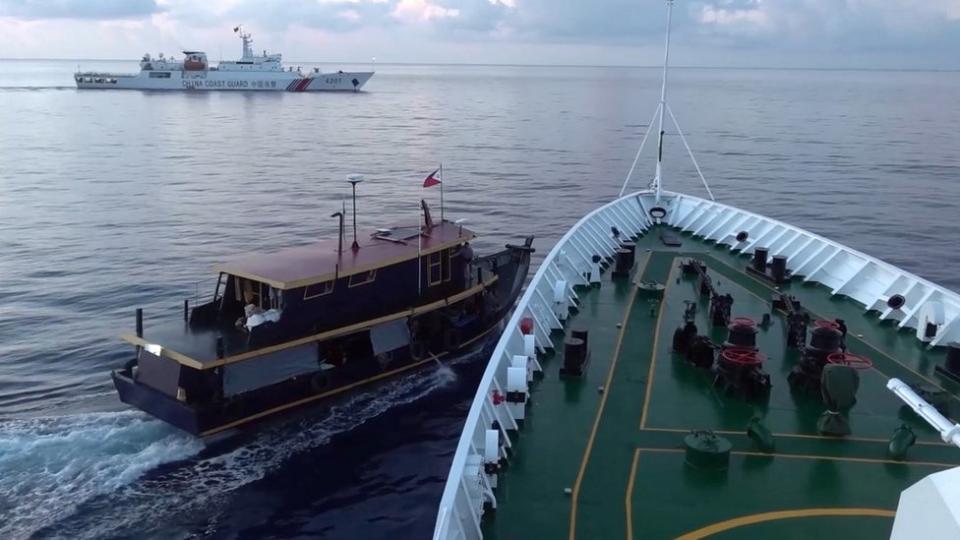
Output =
[
  {"x1": 618, "y1": 0, "x2": 715, "y2": 203},
  {"x1": 234, "y1": 24, "x2": 254, "y2": 58}
]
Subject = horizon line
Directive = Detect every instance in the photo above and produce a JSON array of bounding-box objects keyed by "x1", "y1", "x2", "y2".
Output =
[{"x1": 1, "y1": 57, "x2": 958, "y2": 73}]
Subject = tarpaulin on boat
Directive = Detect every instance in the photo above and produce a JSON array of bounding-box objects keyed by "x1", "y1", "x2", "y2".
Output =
[
  {"x1": 223, "y1": 343, "x2": 317, "y2": 397},
  {"x1": 370, "y1": 319, "x2": 410, "y2": 355}
]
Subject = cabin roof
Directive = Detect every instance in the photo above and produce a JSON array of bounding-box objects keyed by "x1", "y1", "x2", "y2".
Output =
[{"x1": 213, "y1": 221, "x2": 475, "y2": 290}]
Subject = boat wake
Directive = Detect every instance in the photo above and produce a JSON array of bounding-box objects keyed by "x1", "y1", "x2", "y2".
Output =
[
  {"x1": 0, "y1": 363, "x2": 464, "y2": 539},
  {"x1": 0, "y1": 411, "x2": 203, "y2": 538},
  {"x1": 0, "y1": 86, "x2": 76, "y2": 91}
]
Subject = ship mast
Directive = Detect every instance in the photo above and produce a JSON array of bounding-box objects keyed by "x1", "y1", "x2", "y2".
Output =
[
  {"x1": 235, "y1": 25, "x2": 254, "y2": 59},
  {"x1": 618, "y1": 0, "x2": 715, "y2": 202},
  {"x1": 652, "y1": 0, "x2": 674, "y2": 202}
]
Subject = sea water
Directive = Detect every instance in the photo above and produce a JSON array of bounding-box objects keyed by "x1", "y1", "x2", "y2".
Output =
[{"x1": 1, "y1": 61, "x2": 959, "y2": 538}]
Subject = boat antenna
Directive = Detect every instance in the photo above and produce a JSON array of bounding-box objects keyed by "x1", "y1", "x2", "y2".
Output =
[
  {"x1": 347, "y1": 175, "x2": 364, "y2": 251},
  {"x1": 618, "y1": 0, "x2": 715, "y2": 202}
]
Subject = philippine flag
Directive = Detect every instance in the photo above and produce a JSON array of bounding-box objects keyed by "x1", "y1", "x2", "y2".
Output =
[{"x1": 423, "y1": 169, "x2": 441, "y2": 188}]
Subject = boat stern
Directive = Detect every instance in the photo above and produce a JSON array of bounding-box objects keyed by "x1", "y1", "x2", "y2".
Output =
[{"x1": 111, "y1": 367, "x2": 202, "y2": 435}]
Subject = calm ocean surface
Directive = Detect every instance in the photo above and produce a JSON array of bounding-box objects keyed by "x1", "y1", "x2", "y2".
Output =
[{"x1": 1, "y1": 60, "x2": 959, "y2": 538}]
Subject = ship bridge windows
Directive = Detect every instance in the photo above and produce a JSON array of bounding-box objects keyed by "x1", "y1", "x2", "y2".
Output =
[{"x1": 149, "y1": 71, "x2": 172, "y2": 78}]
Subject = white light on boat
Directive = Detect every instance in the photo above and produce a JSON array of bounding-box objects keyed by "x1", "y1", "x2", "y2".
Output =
[{"x1": 144, "y1": 343, "x2": 162, "y2": 356}]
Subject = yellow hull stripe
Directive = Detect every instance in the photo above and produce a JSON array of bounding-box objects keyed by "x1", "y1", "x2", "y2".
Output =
[{"x1": 199, "y1": 324, "x2": 496, "y2": 437}]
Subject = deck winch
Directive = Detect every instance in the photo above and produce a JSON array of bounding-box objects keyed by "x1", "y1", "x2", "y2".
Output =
[
  {"x1": 713, "y1": 317, "x2": 771, "y2": 400},
  {"x1": 672, "y1": 324, "x2": 717, "y2": 369},
  {"x1": 788, "y1": 320, "x2": 845, "y2": 394}
]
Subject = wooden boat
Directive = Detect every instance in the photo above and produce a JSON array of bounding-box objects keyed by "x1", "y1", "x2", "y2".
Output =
[{"x1": 112, "y1": 196, "x2": 533, "y2": 437}]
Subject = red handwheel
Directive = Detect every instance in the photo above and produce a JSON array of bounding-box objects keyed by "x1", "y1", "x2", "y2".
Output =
[
  {"x1": 720, "y1": 347, "x2": 766, "y2": 366},
  {"x1": 827, "y1": 352, "x2": 873, "y2": 370}
]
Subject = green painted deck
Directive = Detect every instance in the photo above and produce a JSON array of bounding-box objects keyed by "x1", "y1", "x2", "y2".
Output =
[{"x1": 485, "y1": 227, "x2": 960, "y2": 540}]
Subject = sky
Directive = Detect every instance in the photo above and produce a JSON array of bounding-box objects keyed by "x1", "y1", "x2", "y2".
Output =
[{"x1": 1, "y1": 0, "x2": 960, "y2": 69}]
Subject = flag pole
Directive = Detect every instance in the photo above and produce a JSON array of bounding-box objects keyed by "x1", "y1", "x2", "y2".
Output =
[{"x1": 439, "y1": 163, "x2": 444, "y2": 222}]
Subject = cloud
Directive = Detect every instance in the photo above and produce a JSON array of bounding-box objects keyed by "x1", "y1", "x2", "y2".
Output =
[
  {"x1": 698, "y1": 2, "x2": 769, "y2": 30},
  {"x1": 392, "y1": 0, "x2": 459, "y2": 23},
  {"x1": 0, "y1": 0, "x2": 959, "y2": 67},
  {"x1": 0, "y1": 0, "x2": 163, "y2": 20}
]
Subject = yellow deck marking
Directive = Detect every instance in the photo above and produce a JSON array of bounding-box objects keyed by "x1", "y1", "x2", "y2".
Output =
[
  {"x1": 675, "y1": 507, "x2": 895, "y2": 539},
  {"x1": 624, "y1": 448, "x2": 640, "y2": 540},
  {"x1": 568, "y1": 284, "x2": 639, "y2": 540},
  {"x1": 639, "y1": 262, "x2": 677, "y2": 428},
  {"x1": 730, "y1": 449, "x2": 956, "y2": 468},
  {"x1": 199, "y1": 326, "x2": 495, "y2": 436},
  {"x1": 567, "y1": 249, "x2": 653, "y2": 539},
  {"x1": 639, "y1": 426, "x2": 949, "y2": 446},
  {"x1": 635, "y1": 446, "x2": 955, "y2": 467}
]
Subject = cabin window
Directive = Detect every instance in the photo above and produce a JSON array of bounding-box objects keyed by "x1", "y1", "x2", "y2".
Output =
[
  {"x1": 428, "y1": 251, "x2": 443, "y2": 286},
  {"x1": 304, "y1": 280, "x2": 334, "y2": 299},
  {"x1": 348, "y1": 269, "x2": 377, "y2": 288},
  {"x1": 149, "y1": 72, "x2": 171, "y2": 78}
]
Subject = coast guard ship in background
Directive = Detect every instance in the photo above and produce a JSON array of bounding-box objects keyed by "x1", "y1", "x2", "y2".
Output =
[{"x1": 75, "y1": 26, "x2": 373, "y2": 92}]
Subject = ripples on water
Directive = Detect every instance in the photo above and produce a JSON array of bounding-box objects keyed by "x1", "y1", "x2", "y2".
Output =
[{"x1": 0, "y1": 60, "x2": 959, "y2": 537}]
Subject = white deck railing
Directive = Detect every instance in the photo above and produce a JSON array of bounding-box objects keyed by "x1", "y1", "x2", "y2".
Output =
[{"x1": 432, "y1": 189, "x2": 960, "y2": 540}]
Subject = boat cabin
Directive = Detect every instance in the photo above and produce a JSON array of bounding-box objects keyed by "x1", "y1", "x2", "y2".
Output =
[
  {"x1": 197, "y1": 218, "x2": 478, "y2": 341},
  {"x1": 121, "y1": 211, "x2": 486, "y2": 374}
]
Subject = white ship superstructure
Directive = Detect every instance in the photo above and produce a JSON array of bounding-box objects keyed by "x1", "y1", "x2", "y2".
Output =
[{"x1": 75, "y1": 27, "x2": 373, "y2": 92}]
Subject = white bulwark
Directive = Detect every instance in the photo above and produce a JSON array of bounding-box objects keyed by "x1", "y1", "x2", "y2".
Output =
[{"x1": 75, "y1": 26, "x2": 373, "y2": 92}]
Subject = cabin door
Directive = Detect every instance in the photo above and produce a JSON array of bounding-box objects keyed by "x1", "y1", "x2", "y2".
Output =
[{"x1": 239, "y1": 278, "x2": 263, "y2": 308}]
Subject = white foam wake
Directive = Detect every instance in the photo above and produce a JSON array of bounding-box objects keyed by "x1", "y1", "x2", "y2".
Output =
[
  {"x1": 0, "y1": 410, "x2": 203, "y2": 538},
  {"x1": 1, "y1": 362, "x2": 464, "y2": 539}
]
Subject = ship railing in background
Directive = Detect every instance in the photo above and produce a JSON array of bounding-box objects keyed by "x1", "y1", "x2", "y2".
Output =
[
  {"x1": 74, "y1": 72, "x2": 133, "y2": 78},
  {"x1": 432, "y1": 192, "x2": 652, "y2": 540},
  {"x1": 656, "y1": 191, "x2": 960, "y2": 347}
]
